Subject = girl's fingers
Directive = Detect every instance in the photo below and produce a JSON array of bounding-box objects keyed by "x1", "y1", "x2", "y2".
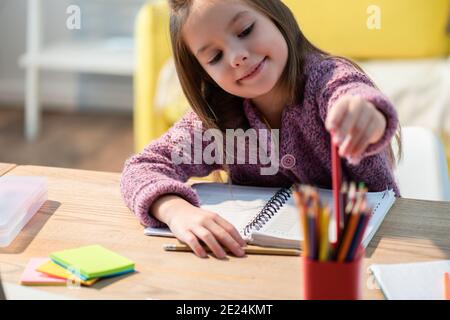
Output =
[
  {"x1": 339, "y1": 134, "x2": 353, "y2": 157},
  {"x1": 213, "y1": 215, "x2": 247, "y2": 247},
  {"x1": 345, "y1": 111, "x2": 373, "y2": 156},
  {"x1": 192, "y1": 226, "x2": 227, "y2": 259},
  {"x1": 329, "y1": 96, "x2": 385, "y2": 161},
  {"x1": 352, "y1": 120, "x2": 376, "y2": 158},
  {"x1": 181, "y1": 231, "x2": 208, "y2": 258},
  {"x1": 326, "y1": 96, "x2": 351, "y2": 131},
  {"x1": 206, "y1": 220, "x2": 245, "y2": 257},
  {"x1": 341, "y1": 99, "x2": 366, "y2": 137}
]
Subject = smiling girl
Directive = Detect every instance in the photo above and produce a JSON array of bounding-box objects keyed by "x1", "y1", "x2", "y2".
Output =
[{"x1": 121, "y1": 0, "x2": 401, "y2": 259}]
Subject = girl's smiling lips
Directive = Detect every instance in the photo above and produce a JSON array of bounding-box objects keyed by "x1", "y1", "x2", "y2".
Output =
[{"x1": 237, "y1": 57, "x2": 267, "y2": 82}]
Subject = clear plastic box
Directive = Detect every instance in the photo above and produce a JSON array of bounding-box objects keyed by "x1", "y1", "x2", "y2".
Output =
[{"x1": 0, "y1": 176, "x2": 48, "y2": 247}]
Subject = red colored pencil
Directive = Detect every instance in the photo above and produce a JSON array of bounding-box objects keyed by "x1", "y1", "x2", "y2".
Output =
[{"x1": 331, "y1": 140, "x2": 343, "y2": 246}]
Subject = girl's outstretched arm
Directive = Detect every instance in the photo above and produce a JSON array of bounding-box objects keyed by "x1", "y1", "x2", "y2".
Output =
[
  {"x1": 312, "y1": 57, "x2": 399, "y2": 165},
  {"x1": 308, "y1": 57, "x2": 400, "y2": 195}
]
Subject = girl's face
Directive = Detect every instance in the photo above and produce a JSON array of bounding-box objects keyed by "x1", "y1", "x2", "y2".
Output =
[{"x1": 182, "y1": 0, "x2": 289, "y2": 99}]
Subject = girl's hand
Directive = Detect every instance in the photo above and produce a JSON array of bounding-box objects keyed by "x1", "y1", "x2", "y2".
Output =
[
  {"x1": 166, "y1": 206, "x2": 246, "y2": 259},
  {"x1": 325, "y1": 96, "x2": 387, "y2": 164}
]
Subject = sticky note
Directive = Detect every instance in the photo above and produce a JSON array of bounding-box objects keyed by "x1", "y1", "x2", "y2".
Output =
[
  {"x1": 50, "y1": 245, "x2": 135, "y2": 280},
  {"x1": 37, "y1": 260, "x2": 98, "y2": 286},
  {"x1": 20, "y1": 258, "x2": 67, "y2": 286}
]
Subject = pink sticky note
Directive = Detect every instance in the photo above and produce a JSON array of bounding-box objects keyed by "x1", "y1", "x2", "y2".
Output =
[{"x1": 20, "y1": 258, "x2": 67, "y2": 286}]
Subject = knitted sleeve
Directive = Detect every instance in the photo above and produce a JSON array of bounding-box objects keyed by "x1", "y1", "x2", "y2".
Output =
[{"x1": 120, "y1": 111, "x2": 223, "y2": 227}]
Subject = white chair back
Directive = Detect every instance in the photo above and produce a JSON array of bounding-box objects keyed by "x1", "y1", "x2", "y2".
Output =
[{"x1": 393, "y1": 127, "x2": 450, "y2": 201}]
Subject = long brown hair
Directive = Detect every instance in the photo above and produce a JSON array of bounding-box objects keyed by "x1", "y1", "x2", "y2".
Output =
[{"x1": 167, "y1": 0, "x2": 401, "y2": 179}]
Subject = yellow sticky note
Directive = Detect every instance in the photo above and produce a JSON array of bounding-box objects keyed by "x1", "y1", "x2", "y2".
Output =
[{"x1": 37, "y1": 260, "x2": 98, "y2": 286}]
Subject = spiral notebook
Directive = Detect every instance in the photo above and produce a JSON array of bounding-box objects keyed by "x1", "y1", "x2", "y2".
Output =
[{"x1": 144, "y1": 183, "x2": 396, "y2": 249}]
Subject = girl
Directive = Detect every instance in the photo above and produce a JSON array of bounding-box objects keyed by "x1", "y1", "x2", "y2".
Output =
[{"x1": 121, "y1": 0, "x2": 401, "y2": 259}]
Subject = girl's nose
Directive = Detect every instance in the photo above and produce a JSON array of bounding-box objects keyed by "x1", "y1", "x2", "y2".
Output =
[{"x1": 231, "y1": 51, "x2": 248, "y2": 68}]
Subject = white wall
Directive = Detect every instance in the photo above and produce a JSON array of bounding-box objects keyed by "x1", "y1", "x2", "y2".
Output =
[{"x1": 0, "y1": 0, "x2": 146, "y2": 112}]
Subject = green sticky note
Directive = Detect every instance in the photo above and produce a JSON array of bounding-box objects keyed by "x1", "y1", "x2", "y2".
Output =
[{"x1": 50, "y1": 245, "x2": 135, "y2": 280}]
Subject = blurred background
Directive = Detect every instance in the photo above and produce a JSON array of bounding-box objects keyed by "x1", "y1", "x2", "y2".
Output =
[
  {"x1": 0, "y1": 0, "x2": 449, "y2": 199},
  {"x1": 0, "y1": 0, "x2": 146, "y2": 172}
]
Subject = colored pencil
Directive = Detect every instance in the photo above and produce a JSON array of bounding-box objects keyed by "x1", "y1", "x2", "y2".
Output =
[
  {"x1": 334, "y1": 184, "x2": 355, "y2": 260},
  {"x1": 308, "y1": 208, "x2": 317, "y2": 260},
  {"x1": 444, "y1": 272, "x2": 450, "y2": 300},
  {"x1": 295, "y1": 177, "x2": 372, "y2": 262},
  {"x1": 311, "y1": 189, "x2": 321, "y2": 259},
  {"x1": 346, "y1": 197, "x2": 371, "y2": 261},
  {"x1": 319, "y1": 206, "x2": 330, "y2": 261},
  {"x1": 345, "y1": 213, "x2": 369, "y2": 262},
  {"x1": 163, "y1": 244, "x2": 301, "y2": 256},
  {"x1": 294, "y1": 188, "x2": 309, "y2": 258},
  {"x1": 337, "y1": 212, "x2": 359, "y2": 262},
  {"x1": 331, "y1": 141, "x2": 343, "y2": 246},
  {"x1": 345, "y1": 182, "x2": 357, "y2": 215},
  {"x1": 337, "y1": 191, "x2": 366, "y2": 261},
  {"x1": 341, "y1": 181, "x2": 349, "y2": 225}
]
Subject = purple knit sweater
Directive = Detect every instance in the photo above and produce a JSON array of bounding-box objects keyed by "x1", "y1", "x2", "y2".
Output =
[{"x1": 120, "y1": 55, "x2": 400, "y2": 227}]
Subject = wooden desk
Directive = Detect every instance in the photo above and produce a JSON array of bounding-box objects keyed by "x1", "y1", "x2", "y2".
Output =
[
  {"x1": 0, "y1": 163, "x2": 16, "y2": 176},
  {"x1": 0, "y1": 165, "x2": 449, "y2": 299}
]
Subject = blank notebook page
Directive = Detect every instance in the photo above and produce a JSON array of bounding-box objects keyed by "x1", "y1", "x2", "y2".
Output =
[{"x1": 193, "y1": 183, "x2": 284, "y2": 238}]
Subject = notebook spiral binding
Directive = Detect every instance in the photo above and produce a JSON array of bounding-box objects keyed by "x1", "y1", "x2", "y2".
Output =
[{"x1": 243, "y1": 186, "x2": 293, "y2": 237}]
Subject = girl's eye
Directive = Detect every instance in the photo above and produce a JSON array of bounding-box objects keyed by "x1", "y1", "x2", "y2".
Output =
[
  {"x1": 207, "y1": 23, "x2": 255, "y2": 65},
  {"x1": 208, "y1": 52, "x2": 223, "y2": 65},
  {"x1": 238, "y1": 23, "x2": 255, "y2": 38}
]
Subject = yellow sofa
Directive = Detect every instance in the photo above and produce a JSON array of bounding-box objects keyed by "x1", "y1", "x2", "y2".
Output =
[
  {"x1": 134, "y1": 0, "x2": 172, "y2": 152},
  {"x1": 134, "y1": 0, "x2": 450, "y2": 152},
  {"x1": 294, "y1": 0, "x2": 450, "y2": 59}
]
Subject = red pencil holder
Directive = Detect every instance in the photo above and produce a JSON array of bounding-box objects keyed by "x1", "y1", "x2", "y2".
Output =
[{"x1": 302, "y1": 249, "x2": 364, "y2": 300}]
